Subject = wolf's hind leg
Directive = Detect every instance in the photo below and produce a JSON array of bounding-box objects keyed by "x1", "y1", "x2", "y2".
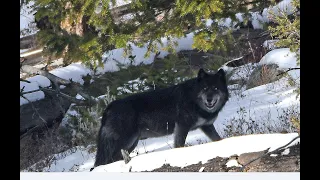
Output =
[
  {"x1": 120, "y1": 131, "x2": 140, "y2": 164},
  {"x1": 94, "y1": 126, "x2": 121, "y2": 167},
  {"x1": 200, "y1": 124, "x2": 221, "y2": 141}
]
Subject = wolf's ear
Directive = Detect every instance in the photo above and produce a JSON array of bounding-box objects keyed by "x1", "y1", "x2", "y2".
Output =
[
  {"x1": 216, "y1": 68, "x2": 227, "y2": 83},
  {"x1": 216, "y1": 68, "x2": 226, "y2": 77},
  {"x1": 198, "y1": 68, "x2": 207, "y2": 80}
]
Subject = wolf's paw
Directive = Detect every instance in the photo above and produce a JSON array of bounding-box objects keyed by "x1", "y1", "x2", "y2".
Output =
[{"x1": 121, "y1": 149, "x2": 131, "y2": 164}]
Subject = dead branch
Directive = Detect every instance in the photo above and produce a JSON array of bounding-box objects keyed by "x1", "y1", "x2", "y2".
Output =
[
  {"x1": 20, "y1": 78, "x2": 31, "y2": 83},
  {"x1": 21, "y1": 65, "x2": 71, "y2": 85},
  {"x1": 20, "y1": 64, "x2": 99, "y2": 138},
  {"x1": 277, "y1": 68, "x2": 300, "y2": 76},
  {"x1": 20, "y1": 65, "x2": 98, "y2": 107},
  {"x1": 240, "y1": 135, "x2": 300, "y2": 171},
  {"x1": 222, "y1": 55, "x2": 247, "y2": 67}
]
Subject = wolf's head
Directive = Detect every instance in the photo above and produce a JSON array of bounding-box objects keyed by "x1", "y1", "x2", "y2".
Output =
[{"x1": 194, "y1": 68, "x2": 229, "y2": 113}]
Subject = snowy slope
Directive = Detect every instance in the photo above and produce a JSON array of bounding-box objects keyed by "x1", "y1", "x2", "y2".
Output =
[
  {"x1": 92, "y1": 133, "x2": 299, "y2": 172},
  {"x1": 24, "y1": 63, "x2": 300, "y2": 172}
]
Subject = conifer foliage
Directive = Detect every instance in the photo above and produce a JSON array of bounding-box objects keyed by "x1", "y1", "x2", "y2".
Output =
[{"x1": 26, "y1": 0, "x2": 288, "y2": 67}]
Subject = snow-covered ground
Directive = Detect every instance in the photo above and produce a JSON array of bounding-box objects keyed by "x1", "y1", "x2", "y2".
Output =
[
  {"x1": 23, "y1": 60, "x2": 300, "y2": 172},
  {"x1": 24, "y1": 132, "x2": 299, "y2": 172},
  {"x1": 92, "y1": 133, "x2": 299, "y2": 172}
]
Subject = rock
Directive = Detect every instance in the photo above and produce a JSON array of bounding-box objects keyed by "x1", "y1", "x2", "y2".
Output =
[
  {"x1": 238, "y1": 150, "x2": 267, "y2": 167},
  {"x1": 246, "y1": 64, "x2": 283, "y2": 90}
]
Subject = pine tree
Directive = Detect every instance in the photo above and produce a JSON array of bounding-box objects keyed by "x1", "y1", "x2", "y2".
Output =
[
  {"x1": 31, "y1": 0, "x2": 279, "y2": 67},
  {"x1": 269, "y1": 0, "x2": 300, "y2": 64}
]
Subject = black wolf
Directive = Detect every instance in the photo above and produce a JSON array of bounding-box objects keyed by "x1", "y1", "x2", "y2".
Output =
[{"x1": 94, "y1": 68, "x2": 229, "y2": 167}]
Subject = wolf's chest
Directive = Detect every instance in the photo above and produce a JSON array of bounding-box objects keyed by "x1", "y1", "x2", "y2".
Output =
[{"x1": 191, "y1": 116, "x2": 217, "y2": 129}]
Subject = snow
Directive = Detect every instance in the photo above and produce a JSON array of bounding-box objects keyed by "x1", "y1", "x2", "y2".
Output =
[
  {"x1": 226, "y1": 159, "x2": 242, "y2": 168},
  {"x1": 117, "y1": 78, "x2": 149, "y2": 95},
  {"x1": 206, "y1": 0, "x2": 296, "y2": 30},
  {"x1": 20, "y1": 1, "x2": 35, "y2": 30},
  {"x1": 91, "y1": 133, "x2": 299, "y2": 172},
  {"x1": 259, "y1": 48, "x2": 298, "y2": 69},
  {"x1": 24, "y1": 146, "x2": 95, "y2": 172},
  {"x1": 251, "y1": 0, "x2": 296, "y2": 29},
  {"x1": 259, "y1": 48, "x2": 300, "y2": 80},
  {"x1": 270, "y1": 154, "x2": 278, "y2": 157},
  {"x1": 20, "y1": 63, "x2": 92, "y2": 105},
  {"x1": 109, "y1": 0, "x2": 131, "y2": 9},
  {"x1": 198, "y1": 167, "x2": 205, "y2": 172},
  {"x1": 76, "y1": 94, "x2": 85, "y2": 100},
  {"x1": 20, "y1": 81, "x2": 45, "y2": 105},
  {"x1": 20, "y1": 48, "x2": 31, "y2": 54},
  {"x1": 228, "y1": 63, "x2": 257, "y2": 81},
  {"x1": 50, "y1": 63, "x2": 92, "y2": 84},
  {"x1": 281, "y1": 148, "x2": 290, "y2": 155},
  {"x1": 215, "y1": 78, "x2": 299, "y2": 137},
  {"x1": 263, "y1": 40, "x2": 279, "y2": 50},
  {"x1": 27, "y1": 75, "x2": 51, "y2": 87},
  {"x1": 262, "y1": 0, "x2": 296, "y2": 21},
  {"x1": 98, "y1": 33, "x2": 195, "y2": 73},
  {"x1": 20, "y1": 75, "x2": 51, "y2": 105}
]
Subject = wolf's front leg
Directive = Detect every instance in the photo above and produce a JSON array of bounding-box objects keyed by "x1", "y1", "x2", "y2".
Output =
[
  {"x1": 200, "y1": 124, "x2": 221, "y2": 141},
  {"x1": 173, "y1": 123, "x2": 190, "y2": 148}
]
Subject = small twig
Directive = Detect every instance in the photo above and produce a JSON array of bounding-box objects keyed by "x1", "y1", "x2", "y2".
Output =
[
  {"x1": 240, "y1": 135, "x2": 300, "y2": 171},
  {"x1": 248, "y1": 41, "x2": 256, "y2": 60},
  {"x1": 20, "y1": 125, "x2": 40, "y2": 140},
  {"x1": 277, "y1": 68, "x2": 300, "y2": 76},
  {"x1": 20, "y1": 78, "x2": 31, "y2": 83},
  {"x1": 21, "y1": 95, "x2": 48, "y2": 125},
  {"x1": 20, "y1": 88, "x2": 42, "y2": 96}
]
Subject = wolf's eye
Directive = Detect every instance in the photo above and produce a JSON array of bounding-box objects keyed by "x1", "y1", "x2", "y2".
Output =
[
  {"x1": 204, "y1": 87, "x2": 208, "y2": 91},
  {"x1": 214, "y1": 87, "x2": 218, "y2": 90}
]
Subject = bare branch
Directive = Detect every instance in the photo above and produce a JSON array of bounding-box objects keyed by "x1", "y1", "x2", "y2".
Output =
[
  {"x1": 277, "y1": 68, "x2": 300, "y2": 76},
  {"x1": 41, "y1": 87, "x2": 95, "y2": 106},
  {"x1": 20, "y1": 66, "x2": 97, "y2": 107},
  {"x1": 20, "y1": 78, "x2": 31, "y2": 83},
  {"x1": 21, "y1": 65, "x2": 71, "y2": 85},
  {"x1": 20, "y1": 88, "x2": 43, "y2": 96},
  {"x1": 240, "y1": 135, "x2": 300, "y2": 171},
  {"x1": 222, "y1": 55, "x2": 246, "y2": 67}
]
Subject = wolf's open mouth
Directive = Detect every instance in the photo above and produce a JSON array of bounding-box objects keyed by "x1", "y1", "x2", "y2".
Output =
[{"x1": 205, "y1": 100, "x2": 217, "y2": 108}]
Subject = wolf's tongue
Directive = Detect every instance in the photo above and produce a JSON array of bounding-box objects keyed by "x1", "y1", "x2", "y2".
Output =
[{"x1": 207, "y1": 100, "x2": 217, "y2": 108}]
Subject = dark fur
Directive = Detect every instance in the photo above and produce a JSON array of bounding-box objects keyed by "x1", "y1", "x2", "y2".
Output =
[{"x1": 94, "y1": 68, "x2": 229, "y2": 167}]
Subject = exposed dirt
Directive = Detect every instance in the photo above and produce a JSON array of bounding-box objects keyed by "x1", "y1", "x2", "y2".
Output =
[{"x1": 148, "y1": 144, "x2": 300, "y2": 172}]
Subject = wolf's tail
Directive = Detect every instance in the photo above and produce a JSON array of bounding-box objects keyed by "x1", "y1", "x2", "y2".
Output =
[{"x1": 93, "y1": 125, "x2": 120, "y2": 167}]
